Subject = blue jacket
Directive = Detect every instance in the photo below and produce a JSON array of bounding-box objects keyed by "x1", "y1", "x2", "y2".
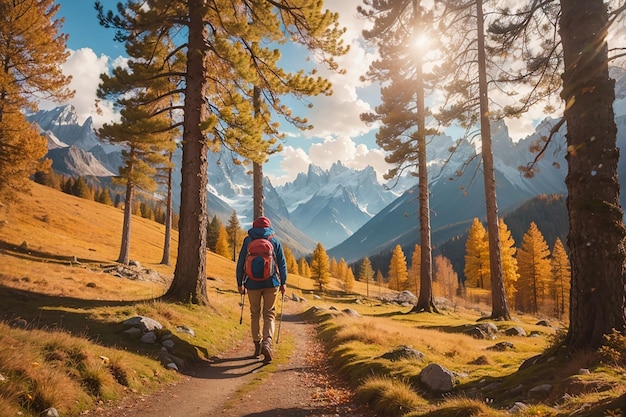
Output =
[{"x1": 236, "y1": 226, "x2": 287, "y2": 289}]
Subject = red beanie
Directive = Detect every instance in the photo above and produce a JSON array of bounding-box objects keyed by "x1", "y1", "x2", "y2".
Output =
[{"x1": 253, "y1": 216, "x2": 271, "y2": 228}]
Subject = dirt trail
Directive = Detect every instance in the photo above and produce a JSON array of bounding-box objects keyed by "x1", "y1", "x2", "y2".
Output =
[{"x1": 89, "y1": 302, "x2": 377, "y2": 417}]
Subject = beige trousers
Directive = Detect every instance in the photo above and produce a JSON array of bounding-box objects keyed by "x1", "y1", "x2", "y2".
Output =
[{"x1": 247, "y1": 286, "x2": 279, "y2": 343}]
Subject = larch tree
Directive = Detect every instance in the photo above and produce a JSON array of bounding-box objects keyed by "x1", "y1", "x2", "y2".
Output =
[
  {"x1": 409, "y1": 244, "x2": 421, "y2": 297},
  {"x1": 298, "y1": 257, "x2": 311, "y2": 279},
  {"x1": 499, "y1": 218, "x2": 519, "y2": 308},
  {"x1": 516, "y1": 222, "x2": 552, "y2": 314},
  {"x1": 359, "y1": 0, "x2": 439, "y2": 313},
  {"x1": 464, "y1": 218, "x2": 489, "y2": 289},
  {"x1": 434, "y1": 254, "x2": 457, "y2": 300},
  {"x1": 358, "y1": 256, "x2": 374, "y2": 298},
  {"x1": 310, "y1": 242, "x2": 331, "y2": 293},
  {"x1": 0, "y1": 0, "x2": 73, "y2": 203},
  {"x1": 388, "y1": 245, "x2": 408, "y2": 292},
  {"x1": 214, "y1": 225, "x2": 231, "y2": 259},
  {"x1": 550, "y1": 238, "x2": 570, "y2": 321}
]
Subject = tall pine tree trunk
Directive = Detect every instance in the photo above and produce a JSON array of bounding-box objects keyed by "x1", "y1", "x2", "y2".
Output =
[
  {"x1": 476, "y1": 0, "x2": 510, "y2": 320},
  {"x1": 560, "y1": 0, "x2": 626, "y2": 350},
  {"x1": 253, "y1": 86, "x2": 264, "y2": 220},
  {"x1": 166, "y1": 0, "x2": 209, "y2": 305},
  {"x1": 411, "y1": 0, "x2": 436, "y2": 313},
  {"x1": 117, "y1": 179, "x2": 134, "y2": 265},
  {"x1": 160, "y1": 152, "x2": 173, "y2": 266}
]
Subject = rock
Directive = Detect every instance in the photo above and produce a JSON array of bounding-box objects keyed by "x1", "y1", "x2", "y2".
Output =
[
  {"x1": 509, "y1": 402, "x2": 528, "y2": 413},
  {"x1": 123, "y1": 327, "x2": 142, "y2": 337},
  {"x1": 141, "y1": 331, "x2": 158, "y2": 344},
  {"x1": 122, "y1": 316, "x2": 163, "y2": 332},
  {"x1": 162, "y1": 339, "x2": 175, "y2": 349},
  {"x1": 504, "y1": 326, "x2": 527, "y2": 337},
  {"x1": 486, "y1": 341, "x2": 515, "y2": 351},
  {"x1": 476, "y1": 322, "x2": 498, "y2": 336},
  {"x1": 43, "y1": 408, "x2": 59, "y2": 417},
  {"x1": 464, "y1": 327, "x2": 489, "y2": 339},
  {"x1": 528, "y1": 383, "x2": 552, "y2": 400},
  {"x1": 379, "y1": 345, "x2": 424, "y2": 362},
  {"x1": 342, "y1": 308, "x2": 361, "y2": 317},
  {"x1": 536, "y1": 320, "x2": 551, "y2": 327},
  {"x1": 176, "y1": 325, "x2": 195, "y2": 337},
  {"x1": 419, "y1": 363, "x2": 455, "y2": 393},
  {"x1": 313, "y1": 294, "x2": 322, "y2": 300}
]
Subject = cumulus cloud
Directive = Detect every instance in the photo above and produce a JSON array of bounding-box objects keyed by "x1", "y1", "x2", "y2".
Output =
[{"x1": 39, "y1": 48, "x2": 121, "y2": 128}]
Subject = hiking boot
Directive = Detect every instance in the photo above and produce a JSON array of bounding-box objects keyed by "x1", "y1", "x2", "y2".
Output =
[
  {"x1": 253, "y1": 341, "x2": 262, "y2": 358},
  {"x1": 261, "y1": 340, "x2": 273, "y2": 363}
]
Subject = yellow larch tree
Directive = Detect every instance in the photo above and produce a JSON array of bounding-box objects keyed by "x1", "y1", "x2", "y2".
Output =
[
  {"x1": 310, "y1": 242, "x2": 330, "y2": 293},
  {"x1": 408, "y1": 244, "x2": 421, "y2": 296},
  {"x1": 388, "y1": 245, "x2": 408, "y2": 291},
  {"x1": 358, "y1": 257, "x2": 374, "y2": 298},
  {"x1": 464, "y1": 218, "x2": 490, "y2": 289},
  {"x1": 434, "y1": 254, "x2": 458, "y2": 300},
  {"x1": 515, "y1": 222, "x2": 552, "y2": 314},
  {"x1": 214, "y1": 225, "x2": 231, "y2": 259},
  {"x1": 0, "y1": 0, "x2": 73, "y2": 203},
  {"x1": 550, "y1": 238, "x2": 571, "y2": 320},
  {"x1": 499, "y1": 219, "x2": 519, "y2": 308}
]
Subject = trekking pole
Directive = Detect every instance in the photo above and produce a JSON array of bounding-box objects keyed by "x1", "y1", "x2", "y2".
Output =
[
  {"x1": 276, "y1": 292, "x2": 285, "y2": 344},
  {"x1": 239, "y1": 292, "x2": 245, "y2": 325}
]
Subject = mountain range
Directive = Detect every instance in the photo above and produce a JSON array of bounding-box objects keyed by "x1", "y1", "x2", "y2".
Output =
[{"x1": 28, "y1": 67, "x2": 626, "y2": 264}]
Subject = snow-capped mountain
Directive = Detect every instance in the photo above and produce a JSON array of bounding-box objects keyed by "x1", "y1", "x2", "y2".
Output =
[
  {"x1": 277, "y1": 162, "x2": 400, "y2": 248},
  {"x1": 29, "y1": 66, "x2": 626, "y2": 262}
]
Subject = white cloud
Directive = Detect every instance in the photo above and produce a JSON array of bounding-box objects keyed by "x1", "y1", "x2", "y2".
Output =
[{"x1": 39, "y1": 48, "x2": 121, "y2": 128}]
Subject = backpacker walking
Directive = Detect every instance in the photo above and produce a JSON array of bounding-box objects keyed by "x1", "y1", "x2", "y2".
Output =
[{"x1": 236, "y1": 216, "x2": 287, "y2": 363}]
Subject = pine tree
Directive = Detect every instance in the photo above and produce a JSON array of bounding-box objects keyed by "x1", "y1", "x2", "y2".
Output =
[
  {"x1": 464, "y1": 218, "x2": 489, "y2": 288},
  {"x1": 516, "y1": 222, "x2": 552, "y2": 314},
  {"x1": 206, "y1": 216, "x2": 222, "y2": 253},
  {"x1": 0, "y1": 0, "x2": 72, "y2": 203},
  {"x1": 360, "y1": 0, "x2": 437, "y2": 313},
  {"x1": 436, "y1": 0, "x2": 510, "y2": 320},
  {"x1": 72, "y1": 177, "x2": 92, "y2": 200},
  {"x1": 96, "y1": 0, "x2": 346, "y2": 305},
  {"x1": 550, "y1": 238, "x2": 570, "y2": 320},
  {"x1": 388, "y1": 245, "x2": 408, "y2": 292},
  {"x1": 358, "y1": 257, "x2": 374, "y2": 298},
  {"x1": 310, "y1": 242, "x2": 330, "y2": 293}
]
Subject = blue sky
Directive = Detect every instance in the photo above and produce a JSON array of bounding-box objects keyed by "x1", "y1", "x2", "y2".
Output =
[{"x1": 49, "y1": 0, "x2": 542, "y2": 186}]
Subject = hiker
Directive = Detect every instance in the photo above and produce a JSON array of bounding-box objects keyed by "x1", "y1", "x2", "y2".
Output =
[{"x1": 236, "y1": 216, "x2": 287, "y2": 362}]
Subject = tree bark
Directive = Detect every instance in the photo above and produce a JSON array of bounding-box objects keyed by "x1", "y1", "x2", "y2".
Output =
[
  {"x1": 160, "y1": 151, "x2": 173, "y2": 266},
  {"x1": 253, "y1": 86, "x2": 264, "y2": 220},
  {"x1": 411, "y1": 0, "x2": 436, "y2": 313},
  {"x1": 165, "y1": 0, "x2": 209, "y2": 305},
  {"x1": 476, "y1": 0, "x2": 510, "y2": 320},
  {"x1": 560, "y1": 0, "x2": 626, "y2": 350},
  {"x1": 117, "y1": 179, "x2": 133, "y2": 265}
]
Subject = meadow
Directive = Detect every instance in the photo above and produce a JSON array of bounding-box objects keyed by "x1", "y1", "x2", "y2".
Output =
[{"x1": 0, "y1": 183, "x2": 624, "y2": 417}]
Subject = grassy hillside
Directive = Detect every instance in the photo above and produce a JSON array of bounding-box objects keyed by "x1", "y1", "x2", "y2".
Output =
[{"x1": 1, "y1": 183, "x2": 625, "y2": 417}]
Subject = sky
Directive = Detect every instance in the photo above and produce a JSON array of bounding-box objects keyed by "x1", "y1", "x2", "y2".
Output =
[{"x1": 48, "y1": 0, "x2": 549, "y2": 186}]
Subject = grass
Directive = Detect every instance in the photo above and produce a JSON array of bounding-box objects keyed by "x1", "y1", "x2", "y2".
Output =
[{"x1": 2, "y1": 183, "x2": 625, "y2": 417}]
